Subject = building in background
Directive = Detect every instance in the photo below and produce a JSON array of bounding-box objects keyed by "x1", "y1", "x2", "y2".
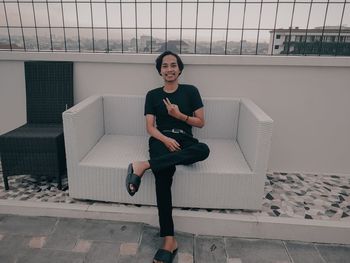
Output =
[
  {"x1": 156, "y1": 40, "x2": 190, "y2": 53},
  {"x1": 269, "y1": 26, "x2": 350, "y2": 56}
]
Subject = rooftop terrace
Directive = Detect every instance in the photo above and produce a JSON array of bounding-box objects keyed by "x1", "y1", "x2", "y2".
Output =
[{"x1": 0, "y1": 51, "x2": 350, "y2": 262}]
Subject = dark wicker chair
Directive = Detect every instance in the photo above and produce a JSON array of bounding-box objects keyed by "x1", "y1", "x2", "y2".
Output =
[{"x1": 0, "y1": 61, "x2": 73, "y2": 190}]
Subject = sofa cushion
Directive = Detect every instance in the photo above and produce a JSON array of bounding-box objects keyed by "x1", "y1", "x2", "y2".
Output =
[{"x1": 79, "y1": 134, "x2": 252, "y2": 175}]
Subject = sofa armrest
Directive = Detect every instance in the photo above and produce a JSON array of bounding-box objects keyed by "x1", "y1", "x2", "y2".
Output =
[
  {"x1": 237, "y1": 98, "x2": 273, "y2": 176},
  {"x1": 63, "y1": 95, "x2": 105, "y2": 168}
]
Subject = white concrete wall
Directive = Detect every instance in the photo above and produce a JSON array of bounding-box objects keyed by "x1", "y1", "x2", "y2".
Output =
[
  {"x1": 0, "y1": 61, "x2": 26, "y2": 135},
  {"x1": 1, "y1": 52, "x2": 350, "y2": 175}
]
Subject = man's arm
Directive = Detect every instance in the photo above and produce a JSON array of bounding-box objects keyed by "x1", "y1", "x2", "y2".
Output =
[
  {"x1": 185, "y1": 107, "x2": 205, "y2": 128},
  {"x1": 145, "y1": 114, "x2": 181, "y2": 152},
  {"x1": 163, "y1": 98, "x2": 205, "y2": 128}
]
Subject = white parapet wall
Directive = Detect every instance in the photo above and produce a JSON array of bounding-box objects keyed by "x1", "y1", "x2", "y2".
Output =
[{"x1": 0, "y1": 52, "x2": 350, "y2": 175}]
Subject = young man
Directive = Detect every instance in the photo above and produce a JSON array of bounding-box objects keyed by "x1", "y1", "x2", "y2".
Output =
[{"x1": 126, "y1": 50, "x2": 210, "y2": 263}]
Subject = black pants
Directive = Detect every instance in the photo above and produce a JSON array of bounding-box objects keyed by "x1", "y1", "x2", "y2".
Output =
[{"x1": 148, "y1": 132, "x2": 210, "y2": 237}]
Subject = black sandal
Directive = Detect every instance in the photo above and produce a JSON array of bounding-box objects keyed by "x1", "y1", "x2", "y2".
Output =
[
  {"x1": 125, "y1": 163, "x2": 141, "y2": 196},
  {"x1": 153, "y1": 248, "x2": 178, "y2": 263}
]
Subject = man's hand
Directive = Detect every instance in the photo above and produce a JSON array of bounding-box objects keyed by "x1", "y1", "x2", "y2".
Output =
[
  {"x1": 163, "y1": 98, "x2": 182, "y2": 119},
  {"x1": 163, "y1": 136, "x2": 181, "y2": 152}
]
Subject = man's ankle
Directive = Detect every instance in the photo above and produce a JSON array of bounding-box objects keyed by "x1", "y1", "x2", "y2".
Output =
[{"x1": 163, "y1": 236, "x2": 177, "y2": 249}]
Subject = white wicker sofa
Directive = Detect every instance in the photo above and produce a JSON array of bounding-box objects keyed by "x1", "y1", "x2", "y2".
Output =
[{"x1": 63, "y1": 95, "x2": 273, "y2": 210}]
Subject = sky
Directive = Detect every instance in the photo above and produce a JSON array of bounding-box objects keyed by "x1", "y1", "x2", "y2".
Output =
[{"x1": 1, "y1": 0, "x2": 349, "y2": 42}]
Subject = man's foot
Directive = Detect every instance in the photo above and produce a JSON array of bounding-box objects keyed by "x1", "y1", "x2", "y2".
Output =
[
  {"x1": 128, "y1": 161, "x2": 149, "y2": 193},
  {"x1": 153, "y1": 236, "x2": 178, "y2": 263}
]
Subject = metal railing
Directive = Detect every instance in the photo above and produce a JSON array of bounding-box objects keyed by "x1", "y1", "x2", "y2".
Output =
[{"x1": 0, "y1": 0, "x2": 349, "y2": 56}]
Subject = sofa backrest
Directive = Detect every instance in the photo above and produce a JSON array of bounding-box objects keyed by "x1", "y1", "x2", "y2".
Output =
[
  {"x1": 193, "y1": 97, "x2": 240, "y2": 139},
  {"x1": 103, "y1": 95, "x2": 240, "y2": 139}
]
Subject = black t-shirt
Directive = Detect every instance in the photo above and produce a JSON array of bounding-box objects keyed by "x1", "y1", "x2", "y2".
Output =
[{"x1": 144, "y1": 84, "x2": 203, "y2": 136}]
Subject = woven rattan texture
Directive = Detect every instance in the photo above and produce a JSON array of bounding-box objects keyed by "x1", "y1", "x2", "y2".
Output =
[{"x1": 25, "y1": 61, "x2": 73, "y2": 124}]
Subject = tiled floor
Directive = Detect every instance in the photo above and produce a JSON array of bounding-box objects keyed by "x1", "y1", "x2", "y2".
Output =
[
  {"x1": 0, "y1": 164, "x2": 350, "y2": 222},
  {"x1": 1, "y1": 214, "x2": 350, "y2": 263}
]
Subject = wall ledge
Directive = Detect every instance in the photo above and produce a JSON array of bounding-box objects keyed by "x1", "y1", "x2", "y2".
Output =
[{"x1": 1, "y1": 51, "x2": 350, "y2": 67}]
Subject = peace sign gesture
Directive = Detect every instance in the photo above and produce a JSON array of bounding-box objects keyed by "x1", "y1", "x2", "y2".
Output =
[{"x1": 163, "y1": 97, "x2": 181, "y2": 119}]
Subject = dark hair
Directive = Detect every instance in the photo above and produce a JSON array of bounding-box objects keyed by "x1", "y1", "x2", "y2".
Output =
[{"x1": 155, "y1": 50, "x2": 184, "y2": 76}]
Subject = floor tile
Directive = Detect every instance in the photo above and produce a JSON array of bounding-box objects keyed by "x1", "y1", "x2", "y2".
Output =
[
  {"x1": 80, "y1": 219, "x2": 142, "y2": 243},
  {"x1": 29, "y1": 236, "x2": 47, "y2": 249},
  {"x1": 44, "y1": 218, "x2": 86, "y2": 250},
  {"x1": 17, "y1": 249, "x2": 85, "y2": 263},
  {"x1": 0, "y1": 215, "x2": 57, "y2": 235},
  {"x1": 72, "y1": 239, "x2": 92, "y2": 253},
  {"x1": 178, "y1": 252, "x2": 194, "y2": 263},
  {"x1": 120, "y1": 242, "x2": 138, "y2": 256},
  {"x1": 285, "y1": 241, "x2": 325, "y2": 263},
  {"x1": 194, "y1": 236, "x2": 227, "y2": 263},
  {"x1": 0, "y1": 234, "x2": 31, "y2": 249},
  {"x1": 225, "y1": 238, "x2": 291, "y2": 263},
  {"x1": 316, "y1": 243, "x2": 350, "y2": 263},
  {"x1": 85, "y1": 241, "x2": 120, "y2": 263},
  {"x1": 0, "y1": 246, "x2": 27, "y2": 263}
]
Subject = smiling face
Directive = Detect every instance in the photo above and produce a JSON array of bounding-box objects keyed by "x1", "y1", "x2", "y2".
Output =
[{"x1": 160, "y1": 54, "x2": 181, "y2": 83}]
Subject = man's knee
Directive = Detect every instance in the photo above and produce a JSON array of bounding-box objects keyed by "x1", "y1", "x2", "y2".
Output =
[{"x1": 198, "y1": 143, "x2": 210, "y2": 160}]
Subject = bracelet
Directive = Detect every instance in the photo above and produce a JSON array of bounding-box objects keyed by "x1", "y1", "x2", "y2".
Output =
[{"x1": 185, "y1": 115, "x2": 189, "y2": 122}]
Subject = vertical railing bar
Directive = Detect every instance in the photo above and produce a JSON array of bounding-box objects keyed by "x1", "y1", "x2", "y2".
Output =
[
  {"x1": 60, "y1": 0, "x2": 67, "y2": 51},
  {"x1": 180, "y1": 0, "x2": 183, "y2": 53},
  {"x1": 32, "y1": 0, "x2": 40, "y2": 51},
  {"x1": 105, "y1": 0, "x2": 110, "y2": 52},
  {"x1": 302, "y1": 0, "x2": 313, "y2": 55},
  {"x1": 270, "y1": 0, "x2": 280, "y2": 55},
  {"x1": 17, "y1": 0, "x2": 26, "y2": 51},
  {"x1": 46, "y1": 0, "x2": 54, "y2": 51},
  {"x1": 90, "y1": 0, "x2": 95, "y2": 52},
  {"x1": 75, "y1": 0, "x2": 81, "y2": 52},
  {"x1": 209, "y1": 0, "x2": 215, "y2": 54},
  {"x1": 165, "y1": 0, "x2": 168, "y2": 51},
  {"x1": 135, "y1": 0, "x2": 138, "y2": 52},
  {"x1": 2, "y1": 2, "x2": 12, "y2": 50},
  {"x1": 120, "y1": 0, "x2": 124, "y2": 52},
  {"x1": 255, "y1": 0, "x2": 263, "y2": 55},
  {"x1": 150, "y1": 0, "x2": 153, "y2": 53},
  {"x1": 225, "y1": 0, "x2": 231, "y2": 55},
  {"x1": 240, "y1": 0, "x2": 247, "y2": 55},
  {"x1": 287, "y1": 0, "x2": 297, "y2": 55},
  {"x1": 194, "y1": 0, "x2": 199, "y2": 53},
  {"x1": 318, "y1": 0, "x2": 330, "y2": 55},
  {"x1": 335, "y1": 0, "x2": 346, "y2": 56}
]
